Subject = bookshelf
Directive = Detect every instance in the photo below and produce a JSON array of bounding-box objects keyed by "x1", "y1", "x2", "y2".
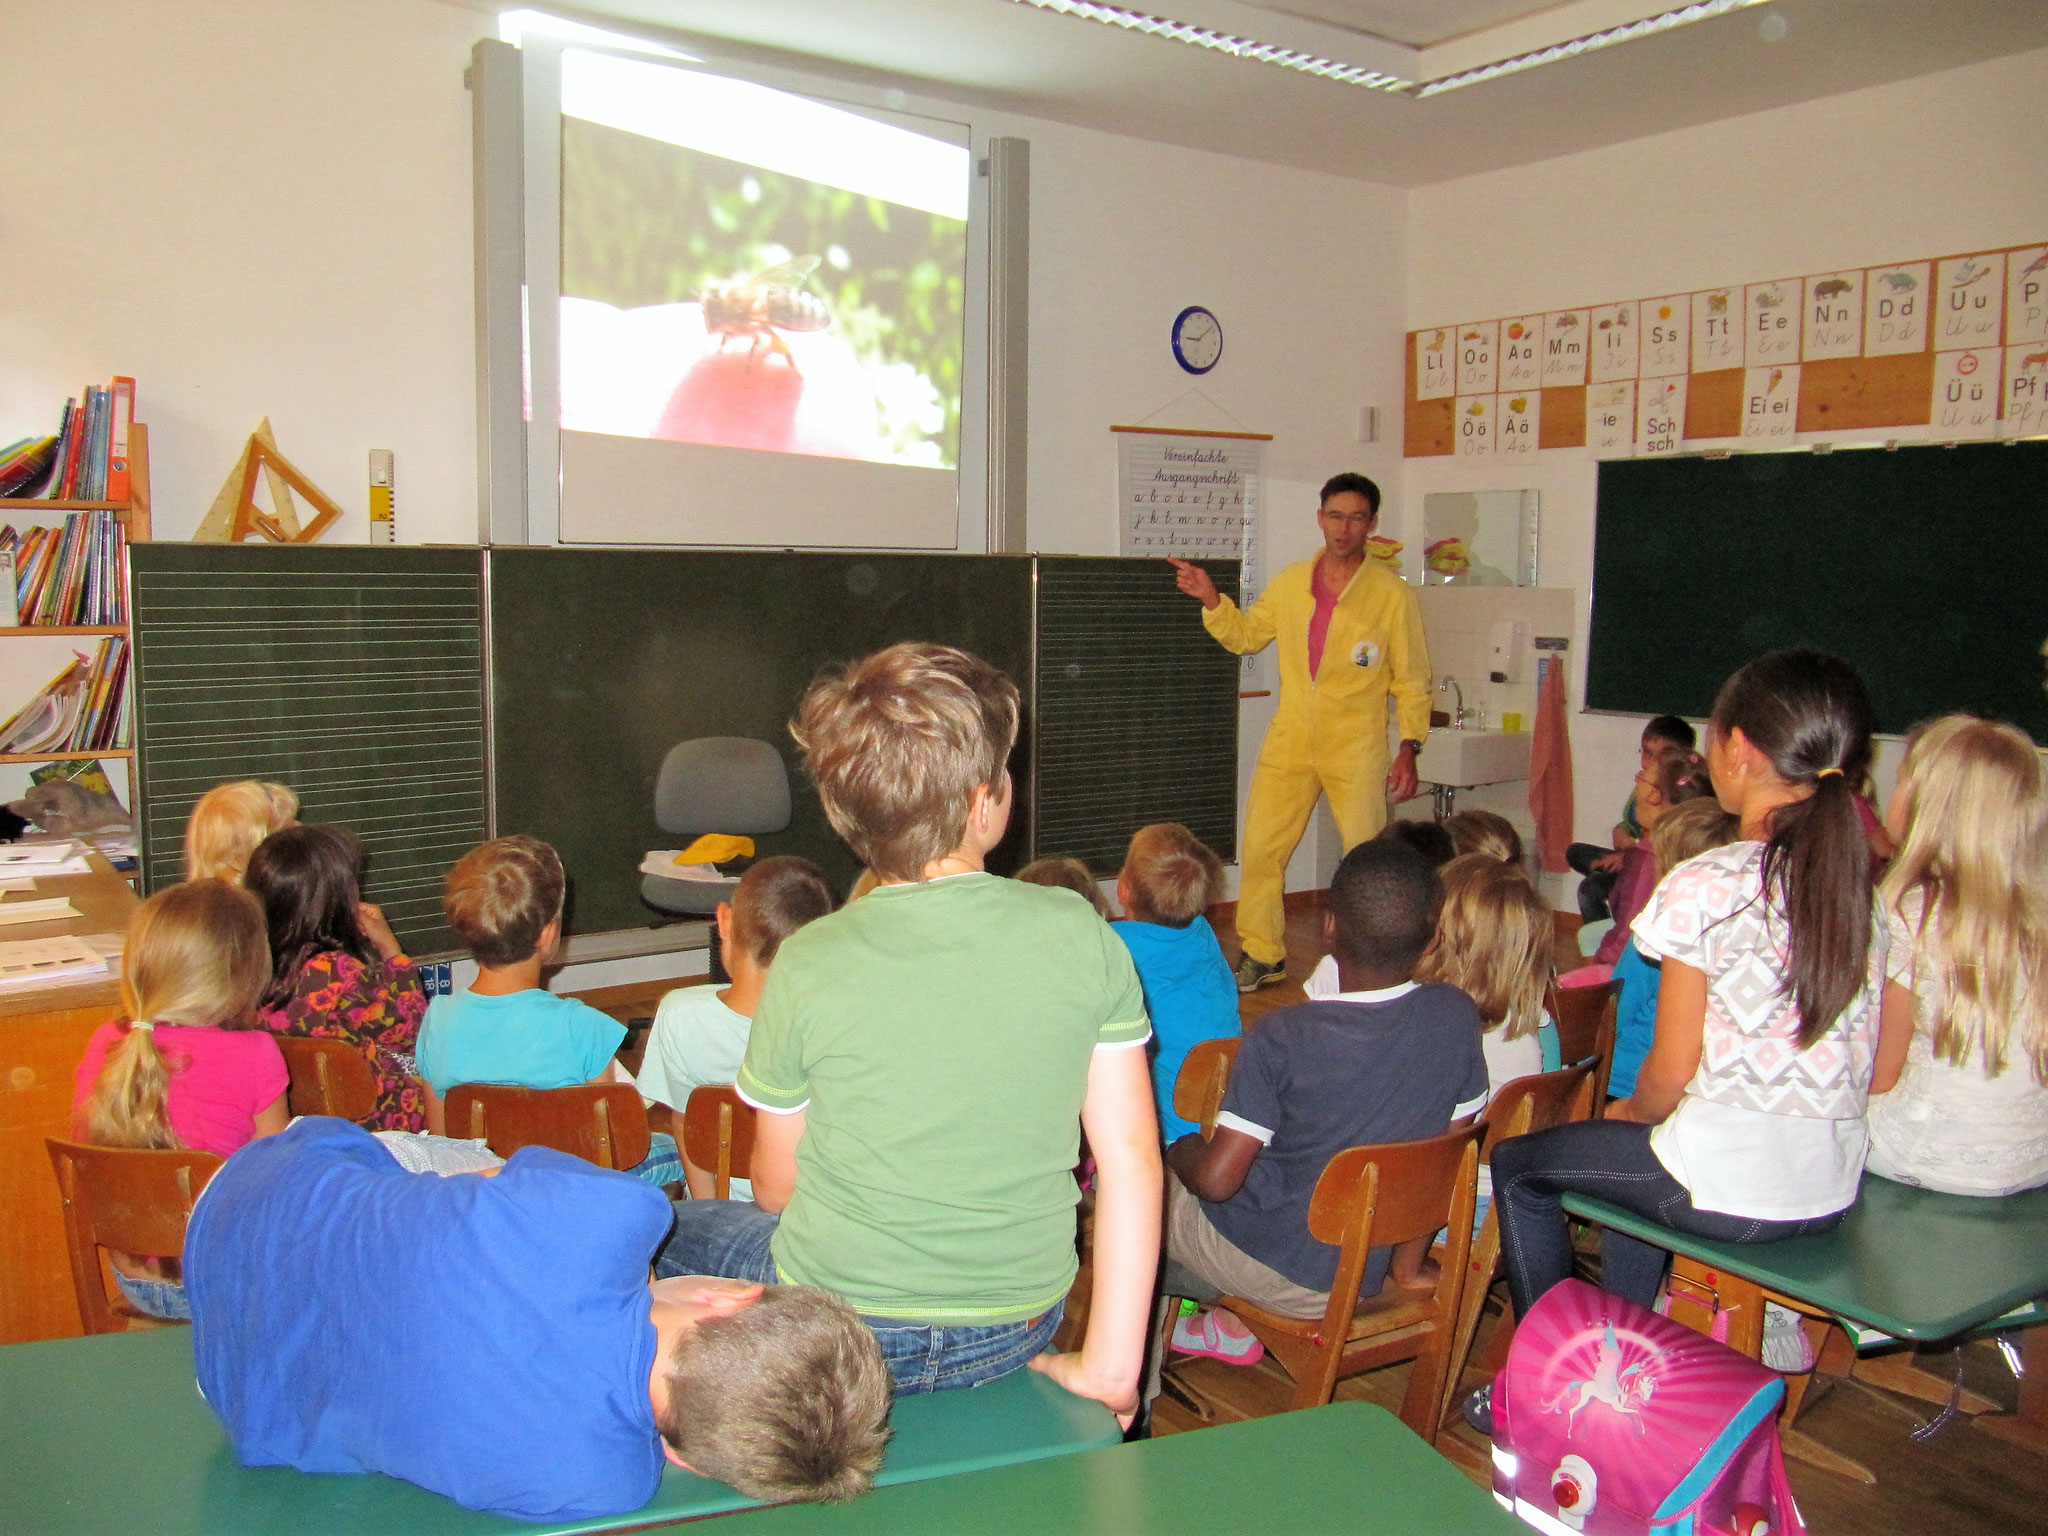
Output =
[{"x1": 0, "y1": 424, "x2": 151, "y2": 795}]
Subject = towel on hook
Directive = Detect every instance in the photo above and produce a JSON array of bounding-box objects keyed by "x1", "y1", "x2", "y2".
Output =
[{"x1": 1529, "y1": 654, "x2": 1575, "y2": 874}]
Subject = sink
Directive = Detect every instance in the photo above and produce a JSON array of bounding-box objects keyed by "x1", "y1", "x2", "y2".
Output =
[{"x1": 1415, "y1": 729, "x2": 1532, "y2": 788}]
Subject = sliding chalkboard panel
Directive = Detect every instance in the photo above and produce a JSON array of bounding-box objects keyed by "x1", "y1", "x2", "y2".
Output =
[
  {"x1": 1588, "y1": 442, "x2": 2048, "y2": 739},
  {"x1": 1035, "y1": 558, "x2": 1240, "y2": 872},
  {"x1": 130, "y1": 546, "x2": 486, "y2": 957},
  {"x1": 488, "y1": 550, "x2": 1035, "y2": 932}
]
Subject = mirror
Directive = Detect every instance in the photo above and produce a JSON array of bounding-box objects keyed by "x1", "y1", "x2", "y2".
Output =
[{"x1": 1421, "y1": 490, "x2": 1539, "y2": 586}]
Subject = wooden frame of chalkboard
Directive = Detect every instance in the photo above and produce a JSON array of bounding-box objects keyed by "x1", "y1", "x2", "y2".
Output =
[
  {"x1": 1587, "y1": 441, "x2": 2048, "y2": 740},
  {"x1": 131, "y1": 548, "x2": 1238, "y2": 955}
]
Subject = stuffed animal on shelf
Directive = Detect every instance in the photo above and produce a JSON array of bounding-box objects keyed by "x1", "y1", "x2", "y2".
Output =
[{"x1": 6, "y1": 778, "x2": 131, "y2": 839}]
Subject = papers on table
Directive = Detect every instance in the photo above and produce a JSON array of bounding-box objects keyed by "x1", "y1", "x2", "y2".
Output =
[
  {"x1": 0, "y1": 878, "x2": 35, "y2": 893},
  {"x1": 639, "y1": 851, "x2": 727, "y2": 882},
  {"x1": 0, "y1": 841, "x2": 92, "y2": 877},
  {"x1": 0, "y1": 935, "x2": 109, "y2": 993},
  {"x1": 0, "y1": 898, "x2": 83, "y2": 926}
]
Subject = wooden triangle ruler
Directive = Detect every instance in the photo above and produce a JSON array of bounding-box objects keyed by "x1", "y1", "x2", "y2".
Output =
[{"x1": 194, "y1": 420, "x2": 343, "y2": 544}]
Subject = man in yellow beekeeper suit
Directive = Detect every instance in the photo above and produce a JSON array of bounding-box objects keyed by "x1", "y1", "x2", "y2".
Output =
[{"x1": 1172, "y1": 473, "x2": 1431, "y2": 991}]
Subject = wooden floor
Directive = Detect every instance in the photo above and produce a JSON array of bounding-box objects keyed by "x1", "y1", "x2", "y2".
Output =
[{"x1": 566, "y1": 901, "x2": 2048, "y2": 1533}]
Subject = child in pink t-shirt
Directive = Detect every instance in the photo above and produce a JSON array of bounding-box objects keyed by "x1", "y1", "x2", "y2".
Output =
[{"x1": 72, "y1": 879, "x2": 288, "y2": 1318}]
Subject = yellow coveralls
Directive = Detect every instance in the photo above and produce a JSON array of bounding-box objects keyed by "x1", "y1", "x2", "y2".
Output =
[{"x1": 1203, "y1": 557, "x2": 1432, "y2": 966}]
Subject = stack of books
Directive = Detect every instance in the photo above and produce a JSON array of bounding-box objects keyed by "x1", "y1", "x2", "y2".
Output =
[
  {"x1": 0, "y1": 512, "x2": 129, "y2": 626},
  {"x1": 0, "y1": 378, "x2": 136, "y2": 501},
  {"x1": 0, "y1": 640, "x2": 130, "y2": 755}
]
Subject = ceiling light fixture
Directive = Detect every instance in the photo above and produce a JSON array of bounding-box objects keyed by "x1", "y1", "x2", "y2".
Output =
[
  {"x1": 1416, "y1": 0, "x2": 1773, "y2": 96},
  {"x1": 1004, "y1": 0, "x2": 1413, "y2": 90}
]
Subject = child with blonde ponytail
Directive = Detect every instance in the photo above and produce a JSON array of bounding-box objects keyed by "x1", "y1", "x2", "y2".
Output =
[
  {"x1": 1867, "y1": 715, "x2": 2048, "y2": 1195},
  {"x1": 72, "y1": 879, "x2": 289, "y2": 1317}
]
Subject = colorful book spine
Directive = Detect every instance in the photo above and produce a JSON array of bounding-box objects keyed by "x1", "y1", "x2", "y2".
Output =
[
  {"x1": 45, "y1": 400, "x2": 74, "y2": 499},
  {"x1": 105, "y1": 379, "x2": 134, "y2": 504}
]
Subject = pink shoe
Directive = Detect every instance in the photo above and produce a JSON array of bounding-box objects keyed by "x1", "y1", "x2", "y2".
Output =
[{"x1": 1171, "y1": 1309, "x2": 1265, "y2": 1365}]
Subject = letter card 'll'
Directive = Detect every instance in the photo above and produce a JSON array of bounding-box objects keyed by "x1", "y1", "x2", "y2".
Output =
[
  {"x1": 1691, "y1": 288, "x2": 1740, "y2": 373},
  {"x1": 1589, "y1": 302, "x2": 1639, "y2": 384},
  {"x1": 1741, "y1": 366, "x2": 1799, "y2": 443},
  {"x1": 1588, "y1": 382, "x2": 1635, "y2": 457},
  {"x1": 1541, "y1": 310, "x2": 1589, "y2": 387},
  {"x1": 1744, "y1": 280, "x2": 1801, "y2": 367},
  {"x1": 1865, "y1": 262, "x2": 1930, "y2": 356},
  {"x1": 1499, "y1": 317, "x2": 1543, "y2": 391},
  {"x1": 2004, "y1": 345, "x2": 2048, "y2": 438},
  {"x1": 1637, "y1": 377, "x2": 1687, "y2": 457},
  {"x1": 1417, "y1": 327, "x2": 1455, "y2": 400},
  {"x1": 1639, "y1": 297, "x2": 1689, "y2": 378},
  {"x1": 1458, "y1": 322, "x2": 1500, "y2": 395},
  {"x1": 1930, "y1": 349, "x2": 1999, "y2": 440},
  {"x1": 1803, "y1": 271, "x2": 1863, "y2": 361},
  {"x1": 2009, "y1": 247, "x2": 2048, "y2": 347},
  {"x1": 1935, "y1": 253, "x2": 2005, "y2": 351},
  {"x1": 1496, "y1": 392, "x2": 1538, "y2": 456},
  {"x1": 1455, "y1": 396, "x2": 1495, "y2": 457}
]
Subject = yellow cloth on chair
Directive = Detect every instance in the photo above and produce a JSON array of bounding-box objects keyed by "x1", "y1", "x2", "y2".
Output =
[{"x1": 674, "y1": 833, "x2": 755, "y2": 865}]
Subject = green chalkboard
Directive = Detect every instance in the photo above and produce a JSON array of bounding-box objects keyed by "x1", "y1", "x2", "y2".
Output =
[
  {"x1": 130, "y1": 545, "x2": 487, "y2": 958},
  {"x1": 488, "y1": 550, "x2": 1035, "y2": 932},
  {"x1": 1587, "y1": 441, "x2": 2048, "y2": 740}
]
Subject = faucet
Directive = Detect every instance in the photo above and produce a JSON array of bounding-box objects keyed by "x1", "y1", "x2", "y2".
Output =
[{"x1": 1439, "y1": 676, "x2": 1468, "y2": 730}]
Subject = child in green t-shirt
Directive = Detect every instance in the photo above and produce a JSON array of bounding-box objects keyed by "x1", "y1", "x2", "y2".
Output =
[{"x1": 658, "y1": 644, "x2": 1160, "y2": 1421}]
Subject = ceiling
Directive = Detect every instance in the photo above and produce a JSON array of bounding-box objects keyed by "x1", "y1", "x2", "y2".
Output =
[{"x1": 533, "y1": 0, "x2": 2048, "y2": 185}]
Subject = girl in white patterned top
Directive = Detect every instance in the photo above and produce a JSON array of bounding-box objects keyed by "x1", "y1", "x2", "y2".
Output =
[
  {"x1": 1488, "y1": 650, "x2": 1915, "y2": 1335},
  {"x1": 1866, "y1": 716, "x2": 2048, "y2": 1196}
]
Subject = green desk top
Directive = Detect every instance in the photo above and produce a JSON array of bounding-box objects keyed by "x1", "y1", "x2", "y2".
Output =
[
  {"x1": 1563, "y1": 1173, "x2": 2048, "y2": 1341},
  {"x1": 0, "y1": 1327, "x2": 1119, "y2": 1535},
  {"x1": 724, "y1": 1402, "x2": 1522, "y2": 1534}
]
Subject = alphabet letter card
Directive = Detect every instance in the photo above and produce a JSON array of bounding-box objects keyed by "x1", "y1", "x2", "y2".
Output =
[
  {"x1": 1589, "y1": 302, "x2": 1639, "y2": 384},
  {"x1": 1745, "y1": 280, "x2": 1801, "y2": 367},
  {"x1": 1499, "y1": 317, "x2": 1543, "y2": 391},
  {"x1": 2004, "y1": 345, "x2": 2048, "y2": 438},
  {"x1": 1541, "y1": 310, "x2": 1590, "y2": 387},
  {"x1": 1640, "y1": 297, "x2": 1689, "y2": 377},
  {"x1": 1691, "y1": 288, "x2": 1741, "y2": 373},
  {"x1": 1458, "y1": 322, "x2": 1499, "y2": 395},
  {"x1": 1588, "y1": 381, "x2": 1635, "y2": 457},
  {"x1": 2009, "y1": 247, "x2": 2048, "y2": 347},
  {"x1": 1417, "y1": 326, "x2": 1455, "y2": 400},
  {"x1": 1930, "y1": 349, "x2": 1998, "y2": 439},
  {"x1": 1741, "y1": 365, "x2": 1799, "y2": 443},
  {"x1": 1637, "y1": 376, "x2": 1687, "y2": 456},
  {"x1": 1865, "y1": 262, "x2": 1930, "y2": 356},
  {"x1": 1802, "y1": 271, "x2": 1862, "y2": 361},
  {"x1": 1496, "y1": 392, "x2": 1538, "y2": 456},
  {"x1": 1455, "y1": 395, "x2": 1495, "y2": 456},
  {"x1": 1935, "y1": 253, "x2": 2005, "y2": 351}
]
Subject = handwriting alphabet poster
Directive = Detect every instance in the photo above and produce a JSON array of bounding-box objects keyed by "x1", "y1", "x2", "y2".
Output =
[
  {"x1": 1803, "y1": 271, "x2": 1863, "y2": 360},
  {"x1": 1640, "y1": 297, "x2": 1689, "y2": 377},
  {"x1": 1692, "y1": 288, "x2": 1741, "y2": 373},
  {"x1": 1745, "y1": 280, "x2": 1801, "y2": 367},
  {"x1": 1118, "y1": 432, "x2": 1263, "y2": 590},
  {"x1": 2009, "y1": 248, "x2": 2048, "y2": 347},
  {"x1": 1866, "y1": 262, "x2": 1930, "y2": 356},
  {"x1": 1499, "y1": 316, "x2": 1543, "y2": 391}
]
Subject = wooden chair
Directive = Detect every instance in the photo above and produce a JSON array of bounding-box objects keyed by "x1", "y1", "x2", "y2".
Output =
[
  {"x1": 1435, "y1": 1060, "x2": 1598, "y2": 1432},
  {"x1": 1548, "y1": 981, "x2": 1618, "y2": 1103},
  {"x1": 1216, "y1": 1124, "x2": 1484, "y2": 1441},
  {"x1": 681, "y1": 1086, "x2": 756, "y2": 1199},
  {"x1": 442, "y1": 1083, "x2": 651, "y2": 1170},
  {"x1": 44, "y1": 1139, "x2": 223, "y2": 1335},
  {"x1": 1171, "y1": 1036, "x2": 1242, "y2": 1136},
  {"x1": 275, "y1": 1036, "x2": 379, "y2": 1123}
]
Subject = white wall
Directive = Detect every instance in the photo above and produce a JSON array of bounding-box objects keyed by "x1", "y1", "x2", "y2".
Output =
[{"x1": 1402, "y1": 47, "x2": 2048, "y2": 855}]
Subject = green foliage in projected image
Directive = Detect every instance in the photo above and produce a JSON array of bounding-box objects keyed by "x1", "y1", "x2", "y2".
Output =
[{"x1": 563, "y1": 117, "x2": 965, "y2": 468}]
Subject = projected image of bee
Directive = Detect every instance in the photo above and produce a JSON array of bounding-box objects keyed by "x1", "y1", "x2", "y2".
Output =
[{"x1": 699, "y1": 255, "x2": 832, "y2": 368}]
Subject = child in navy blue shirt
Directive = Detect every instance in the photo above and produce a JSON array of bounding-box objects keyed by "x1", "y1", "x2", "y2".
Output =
[
  {"x1": 1163, "y1": 839, "x2": 1487, "y2": 1364},
  {"x1": 1112, "y1": 824, "x2": 1239, "y2": 1142}
]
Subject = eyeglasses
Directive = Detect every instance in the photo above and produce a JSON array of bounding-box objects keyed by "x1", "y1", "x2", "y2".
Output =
[{"x1": 1319, "y1": 511, "x2": 1374, "y2": 526}]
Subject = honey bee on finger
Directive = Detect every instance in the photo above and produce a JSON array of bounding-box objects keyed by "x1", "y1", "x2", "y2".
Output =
[{"x1": 699, "y1": 255, "x2": 832, "y2": 369}]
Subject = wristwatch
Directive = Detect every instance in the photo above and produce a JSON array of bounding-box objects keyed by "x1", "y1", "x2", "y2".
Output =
[{"x1": 1399, "y1": 739, "x2": 1422, "y2": 754}]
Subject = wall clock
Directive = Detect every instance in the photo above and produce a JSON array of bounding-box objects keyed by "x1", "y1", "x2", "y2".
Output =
[{"x1": 1171, "y1": 306, "x2": 1223, "y2": 375}]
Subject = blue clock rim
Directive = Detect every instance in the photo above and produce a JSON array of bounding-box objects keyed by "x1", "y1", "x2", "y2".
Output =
[{"x1": 1171, "y1": 305, "x2": 1222, "y2": 375}]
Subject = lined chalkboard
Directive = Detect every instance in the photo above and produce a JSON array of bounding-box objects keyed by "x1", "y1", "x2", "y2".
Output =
[
  {"x1": 1036, "y1": 558, "x2": 1240, "y2": 871},
  {"x1": 130, "y1": 546, "x2": 486, "y2": 957},
  {"x1": 1588, "y1": 441, "x2": 2048, "y2": 740},
  {"x1": 488, "y1": 550, "x2": 1036, "y2": 932}
]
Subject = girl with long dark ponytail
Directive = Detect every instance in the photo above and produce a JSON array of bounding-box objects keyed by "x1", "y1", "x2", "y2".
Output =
[{"x1": 1463, "y1": 651, "x2": 1912, "y2": 1430}]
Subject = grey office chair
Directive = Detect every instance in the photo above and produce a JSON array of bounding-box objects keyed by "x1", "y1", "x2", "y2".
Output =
[{"x1": 640, "y1": 737, "x2": 792, "y2": 918}]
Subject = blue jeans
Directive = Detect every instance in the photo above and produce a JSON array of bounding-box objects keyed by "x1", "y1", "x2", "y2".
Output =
[
  {"x1": 1493, "y1": 1118, "x2": 1847, "y2": 1317},
  {"x1": 114, "y1": 1270, "x2": 190, "y2": 1320},
  {"x1": 658, "y1": 1199, "x2": 1065, "y2": 1394}
]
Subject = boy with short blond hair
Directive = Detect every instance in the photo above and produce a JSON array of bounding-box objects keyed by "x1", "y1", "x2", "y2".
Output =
[
  {"x1": 1113, "y1": 824, "x2": 1239, "y2": 1143},
  {"x1": 660, "y1": 643, "x2": 1161, "y2": 1417}
]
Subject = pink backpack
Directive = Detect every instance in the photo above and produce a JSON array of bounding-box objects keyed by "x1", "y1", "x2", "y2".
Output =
[{"x1": 1491, "y1": 1279, "x2": 1804, "y2": 1536}]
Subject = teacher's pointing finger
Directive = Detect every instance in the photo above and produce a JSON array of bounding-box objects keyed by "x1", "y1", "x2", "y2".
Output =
[{"x1": 1170, "y1": 558, "x2": 1221, "y2": 610}]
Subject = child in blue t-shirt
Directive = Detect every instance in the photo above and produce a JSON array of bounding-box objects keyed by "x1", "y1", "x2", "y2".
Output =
[
  {"x1": 417, "y1": 835, "x2": 681, "y2": 1184},
  {"x1": 1111, "y1": 824, "x2": 1239, "y2": 1142}
]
